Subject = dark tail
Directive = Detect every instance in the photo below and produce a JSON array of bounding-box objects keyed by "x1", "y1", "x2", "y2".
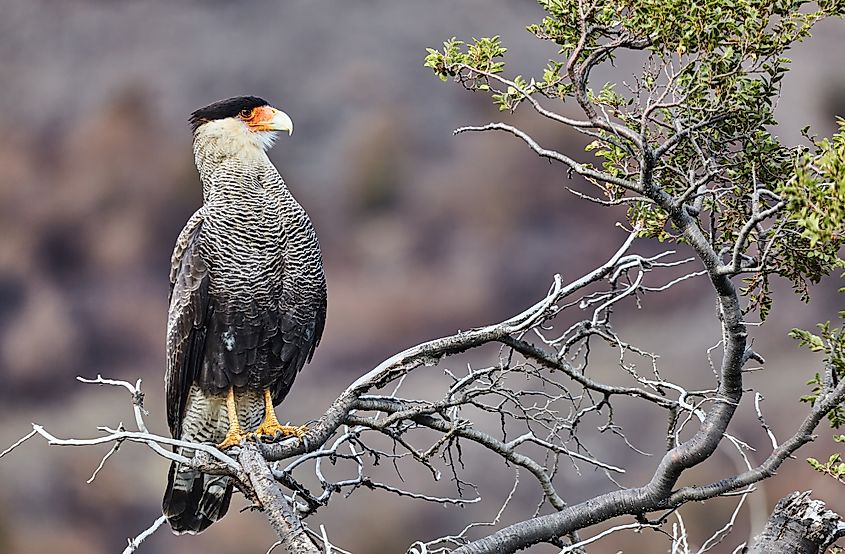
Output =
[{"x1": 162, "y1": 460, "x2": 233, "y2": 534}]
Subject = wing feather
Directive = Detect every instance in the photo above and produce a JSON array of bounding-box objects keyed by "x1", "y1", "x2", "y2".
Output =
[
  {"x1": 165, "y1": 209, "x2": 209, "y2": 438},
  {"x1": 270, "y1": 292, "x2": 326, "y2": 405}
]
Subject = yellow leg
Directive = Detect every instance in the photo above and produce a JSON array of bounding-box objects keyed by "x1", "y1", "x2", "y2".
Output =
[
  {"x1": 251, "y1": 388, "x2": 308, "y2": 441},
  {"x1": 216, "y1": 387, "x2": 248, "y2": 449}
]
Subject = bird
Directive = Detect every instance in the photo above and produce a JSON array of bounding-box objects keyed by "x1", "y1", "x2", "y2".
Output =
[{"x1": 161, "y1": 96, "x2": 327, "y2": 534}]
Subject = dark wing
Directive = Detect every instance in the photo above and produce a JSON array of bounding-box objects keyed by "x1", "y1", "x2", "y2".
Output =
[
  {"x1": 165, "y1": 209, "x2": 209, "y2": 438},
  {"x1": 310, "y1": 293, "x2": 327, "y2": 361},
  {"x1": 271, "y1": 289, "x2": 326, "y2": 405}
]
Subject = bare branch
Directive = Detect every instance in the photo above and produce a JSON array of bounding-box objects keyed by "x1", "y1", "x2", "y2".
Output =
[
  {"x1": 454, "y1": 123, "x2": 641, "y2": 192},
  {"x1": 122, "y1": 515, "x2": 167, "y2": 554},
  {"x1": 0, "y1": 429, "x2": 37, "y2": 459},
  {"x1": 240, "y1": 443, "x2": 320, "y2": 553},
  {"x1": 77, "y1": 375, "x2": 150, "y2": 433},
  {"x1": 29, "y1": 423, "x2": 239, "y2": 470}
]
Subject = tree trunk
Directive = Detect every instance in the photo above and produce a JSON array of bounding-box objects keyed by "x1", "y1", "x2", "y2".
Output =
[{"x1": 745, "y1": 491, "x2": 845, "y2": 554}]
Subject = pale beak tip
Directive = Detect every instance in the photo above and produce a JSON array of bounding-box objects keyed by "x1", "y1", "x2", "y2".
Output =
[{"x1": 270, "y1": 107, "x2": 294, "y2": 136}]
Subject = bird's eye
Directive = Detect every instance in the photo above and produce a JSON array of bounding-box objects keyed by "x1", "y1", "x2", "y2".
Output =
[{"x1": 239, "y1": 108, "x2": 253, "y2": 119}]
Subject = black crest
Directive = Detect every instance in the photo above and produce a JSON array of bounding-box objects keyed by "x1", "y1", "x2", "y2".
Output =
[{"x1": 189, "y1": 96, "x2": 269, "y2": 132}]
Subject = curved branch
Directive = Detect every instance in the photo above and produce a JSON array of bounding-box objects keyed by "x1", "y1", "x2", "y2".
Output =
[
  {"x1": 454, "y1": 123, "x2": 641, "y2": 192},
  {"x1": 668, "y1": 372, "x2": 845, "y2": 505}
]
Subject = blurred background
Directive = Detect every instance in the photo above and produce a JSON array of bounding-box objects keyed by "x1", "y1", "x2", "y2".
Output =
[{"x1": 0, "y1": 1, "x2": 844, "y2": 553}]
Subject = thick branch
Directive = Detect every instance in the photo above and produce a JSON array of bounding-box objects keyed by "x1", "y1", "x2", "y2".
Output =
[
  {"x1": 239, "y1": 443, "x2": 320, "y2": 553},
  {"x1": 745, "y1": 492, "x2": 845, "y2": 554},
  {"x1": 668, "y1": 372, "x2": 845, "y2": 504}
]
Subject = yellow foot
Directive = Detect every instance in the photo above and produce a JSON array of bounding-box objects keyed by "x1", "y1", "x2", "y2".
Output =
[
  {"x1": 216, "y1": 430, "x2": 249, "y2": 450},
  {"x1": 250, "y1": 422, "x2": 308, "y2": 442}
]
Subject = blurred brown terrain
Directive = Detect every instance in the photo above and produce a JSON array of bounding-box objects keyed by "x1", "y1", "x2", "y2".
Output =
[{"x1": 0, "y1": 2, "x2": 844, "y2": 553}]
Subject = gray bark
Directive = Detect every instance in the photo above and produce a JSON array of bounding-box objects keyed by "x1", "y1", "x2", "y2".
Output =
[
  {"x1": 745, "y1": 492, "x2": 845, "y2": 554},
  {"x1": 239, "y1": 443, "x2": 320, "y2": 554}
]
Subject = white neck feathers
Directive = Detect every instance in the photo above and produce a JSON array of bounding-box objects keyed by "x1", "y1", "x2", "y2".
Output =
[{"x1": 193, "y1": 118, "x2": 279, "y2": 173}]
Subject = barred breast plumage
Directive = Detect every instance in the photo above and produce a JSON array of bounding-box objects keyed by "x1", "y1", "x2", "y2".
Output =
[{"x1": 162, "y1": 96, "x2": 326, "y2": 534}]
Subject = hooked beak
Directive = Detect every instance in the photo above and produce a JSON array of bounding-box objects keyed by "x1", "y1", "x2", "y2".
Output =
[{"x1": 248, "y1": 106, "x2": 293, "y2": 135}]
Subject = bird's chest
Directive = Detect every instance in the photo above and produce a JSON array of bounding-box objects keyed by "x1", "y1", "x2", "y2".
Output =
[{"x1": 201, "y1": 193, "x2": 286, "y2": 294}]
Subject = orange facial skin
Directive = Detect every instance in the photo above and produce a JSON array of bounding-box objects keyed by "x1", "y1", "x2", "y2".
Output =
[{"x1": 241, "y1": 105, "x2": 278, "y2": 132}]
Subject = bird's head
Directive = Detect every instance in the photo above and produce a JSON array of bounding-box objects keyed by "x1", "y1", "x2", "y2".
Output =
[{"x1": 189, "y1": 96, "x2": 293, "y2": 155}]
